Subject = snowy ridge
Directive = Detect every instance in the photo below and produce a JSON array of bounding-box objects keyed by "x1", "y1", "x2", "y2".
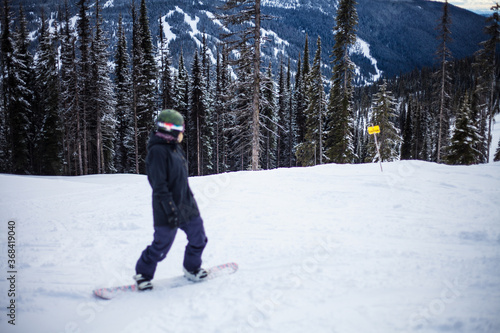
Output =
[{"x1": 0, "y1": 159, "x2": 499, "y2": 333}]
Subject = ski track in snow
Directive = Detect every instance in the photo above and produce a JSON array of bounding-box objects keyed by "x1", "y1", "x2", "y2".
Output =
[{"x1": 0, "y1": 160, "x2": 499, "y2": 333}]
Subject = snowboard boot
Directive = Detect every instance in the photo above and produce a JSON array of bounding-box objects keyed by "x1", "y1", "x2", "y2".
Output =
[
  {"x1": 133, "y1": 274, "x2": 153, "y2": 291},
  {"x1": 183, "y1": 267, "x2": 208, "y2": 282}
]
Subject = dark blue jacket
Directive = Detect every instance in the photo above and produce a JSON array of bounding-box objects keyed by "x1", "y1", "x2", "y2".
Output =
[{"x1": 146, "y1": 132, "x2": 200, "y2": 227}]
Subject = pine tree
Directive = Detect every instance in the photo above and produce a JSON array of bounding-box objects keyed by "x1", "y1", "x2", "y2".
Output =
[
  {"x1": 365, "y1": 79, "x2": 401, "y2": 162},
  {"x1": 434, "y1": 0, "x2": 453, "y2": 163},
  {"x1": 228, "y1": 41, "x2": 254, "y2": 170},
  {"x1": 260, "y1": 62, "x2": 277, "y2": 169},
  {"x1": 354, "y1": 90, "x2": 371, "y2": 163},
  {"x1": 114, "y1": 14, "x2": 134, "y2": 173},
  {"x1": 410, "y1": 96, "x2": 430, "y2": 161},
  {"x1": 189, "y1": 49, "x2": 213, "y2": 176},
  {"x1": 91, "y1": 0, "x2": 116, "y2": 174},
  {"x1": 216, "y1": 0, "x2": 264, "y2": 170},
  {"x1": 400, "y1": 98, "x2": 413, "y2": 160},
  {"x1": 9, "y1": 5, "x2": 34, "y2": 174},
  {"x1": 276, "y1": 57, "x2": 290, "y2": 167},
  {"x1": 302, "y1": 34, "x2": 311, "y2": 80},
  {"x1": 294, "y1": 56, "x2": 305, "y2": 145},
  {"x1": 131, "y1": 0, "x2": 157, "y2": 174},
  {"x1": 76, "y1": 0, "x2": 93, "y2": 174},
  {"x1": 174, "y1": 49, "x2": 190, "y2": 157},
  {"x1": 469, "y1": 76, "x2": 488, "y2": 164},
  {"x1": 473, "y1": 4, "x2": 500, "y2": 162},
  {"x1": 214, "y1": 46, "x2": 231, "y2": 173},
  {"x1": 445, "y1": 93, "x2": 482, "y2": 165},
  {"x1": 159, "y1": 16, "x2": 174, "y2": 109},
  {"x1": 294, "y1": 35, "x2": 311, "y2": 147},
  {"x1": 286, "y1": 59, "x2": 296, "y2": 167},
  {"x1": 325, "y1": 0, "x2": 358, "y2": 164},
  {"x1": 34, "y1": 10, "x2": 62, "y2": 175},
  {"x1": 201, "y1": 32, "x2": 216, "y2": 173},
  {"x1": 297, "y1": 36, "x2": 326, "y2": 166},
  {"x1": 59, "y1": 0, "x2": 81, "y2": 175},
  {"x1": 214, "y1": 49, "x2": 223, "y2": 173},
  {"x1": 494, "y1": 138, "x2": 500, "y2": 161},
  {"x1": 1, "y1": 0, "x2": 12, "y2": 172},
  {"x1": 201, "y1": 31, "x2": 212, "y2": 93}
]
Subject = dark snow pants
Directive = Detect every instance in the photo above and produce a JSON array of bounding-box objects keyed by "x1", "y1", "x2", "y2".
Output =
[{"x1": 135, "y1": 215, "x2": 207, "y2": 280}]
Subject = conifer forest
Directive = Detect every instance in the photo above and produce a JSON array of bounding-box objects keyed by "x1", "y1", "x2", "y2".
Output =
[{"x1": 1, "y1": 0, "x2": 499, "y2": 176}]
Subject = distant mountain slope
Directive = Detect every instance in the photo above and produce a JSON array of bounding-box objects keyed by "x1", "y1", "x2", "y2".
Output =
[
  {"x1": 12, "y1": 0, "x2": 487, "y2": 80},
  {"x1": 262, "y1": 0, "x2": 486, "y2": 77},
  {"x1": 355, "y1": 0, "x2": 486, "y2": 77}
]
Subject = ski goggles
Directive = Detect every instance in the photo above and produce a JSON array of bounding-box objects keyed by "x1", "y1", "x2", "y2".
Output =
[{"x1": 157, "y1": 121, "x2": 184, "y2": 132}]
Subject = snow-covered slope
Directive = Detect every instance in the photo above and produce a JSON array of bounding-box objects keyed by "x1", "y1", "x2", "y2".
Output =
[{"x1": 1, "y1": 160, "x2": 499, "y2": 333}]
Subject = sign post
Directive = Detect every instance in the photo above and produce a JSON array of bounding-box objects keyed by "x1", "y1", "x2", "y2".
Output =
[{"x1": 367, "y1": 125, "x2": 383, "y2": 172}]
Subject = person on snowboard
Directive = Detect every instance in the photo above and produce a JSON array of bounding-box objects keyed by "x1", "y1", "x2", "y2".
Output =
[{"x1": 134, "y1": 109, "x2": 208, "y2": 291}]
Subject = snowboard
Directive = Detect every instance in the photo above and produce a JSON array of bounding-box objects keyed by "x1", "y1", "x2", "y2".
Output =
[{"x1": 93, "y1": 262, "x2": 238, "y2": 300}]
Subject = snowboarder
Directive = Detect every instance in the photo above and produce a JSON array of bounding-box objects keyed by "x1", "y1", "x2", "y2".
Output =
[{"x1": 134, "y1": 109, "x2": 208, "y2": 291}]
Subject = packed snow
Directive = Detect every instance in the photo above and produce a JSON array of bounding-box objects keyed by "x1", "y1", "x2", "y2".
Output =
[{"x1": 1, "y1": 159, "x2": 499, "y2": 333}]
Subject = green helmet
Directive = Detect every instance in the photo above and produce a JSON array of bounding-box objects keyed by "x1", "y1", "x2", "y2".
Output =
[{"x1": 156, "y1": 109, "x2": 184, "y2": 134}]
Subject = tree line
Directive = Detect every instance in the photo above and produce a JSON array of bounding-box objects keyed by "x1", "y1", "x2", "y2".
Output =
[{"x1": 1, "y1": 0, "x2": 499, "y2": 177}]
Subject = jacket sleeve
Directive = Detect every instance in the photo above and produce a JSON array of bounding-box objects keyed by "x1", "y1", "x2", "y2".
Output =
[{"x1": 148, "y1": 145, "x2": 179, "y2": 223}]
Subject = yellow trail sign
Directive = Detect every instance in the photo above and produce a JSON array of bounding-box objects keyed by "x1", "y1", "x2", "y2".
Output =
[{"x1": 368, "y1": 125, "x2": 380, "y2": 135}]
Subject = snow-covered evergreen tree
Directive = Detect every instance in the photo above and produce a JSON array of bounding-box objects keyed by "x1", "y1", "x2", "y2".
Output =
[
  {"x1": 90, "y1": 0, "x2": 116, "y2": 174},
  {"x1": 413, "y1": 96, "x2": 431, "y2": 161},
  {"x1": 260, "y1": 61, "x2": 277, "y2": 169},
  {"x1": 214, "y1": 46, "x2": 231, "y2": 173},
  {"x1": 132, "y1": 0, "x2": 157, "y2": 174},
  {"x1": 293, "y1": 35, "x2": 311, "y2": 160},
  {"x1": 294, "y1": 57, "x2": 304, "y2": 145},
  {"x1": 189, "y1": 49, "x2": 213, "y2": 176},
  {"x1": 76, "y1": 0, "x2": 93, "y2": 174},
  {"x1": 9, "y1": 5, "x2": 34, "y2": 174},
  {"x1": 276, "y1": 57, "x2": 290, "y2": 167},
  {"x1": 226, "y1": 41, "x2": 254, "y2": 171},
  {"x1": 325, "y1": 0, "x2": 358, "y2": 164},
  {"x1": 434, "y1": 0, "x2": 453, "y2": 163},
  {"x1": 473, "y1": 4, "x2": 500, "y2": 163},
  {"x1": 59, "y1": 1, "x2": 81, "y2": 175},
  {"x1": 286, "y1": 59, "x2": 297, "y2": 167},
  {"x1": 494, "y1": 138, "x2": 500, "y2": 162},
  {"x1": 174, "y1": 49, "x2": 189, "y2": 115},
  {"x1": 0, "y1": 0, "x2": 14, "y2": 173},
  {"x1": 365, "y1": 79, "x2": 401, "y2": 163},
  {"x1": 174, "y1": 49, "x2": 190, "y2": 158},
  {"x1": 34, "y1": 10, "x2": 62, "y2": 175},
  {"x1": 201, "y1": 32, "x2": 216, "y2": 174},
  {"x1": 158, "y1": 18, "x2": 174, "y2": 110},
  {"x1": 114, "y1": 14, "x2": 134, "y2": 174},
  {"x1": 216, "y1": 0, "x2": 264, "y2": 170},
  {"x1": 296, "y1": 36, "x2": 326, "y2": 167},
  {"x1": 400, "y1": 98, "x2": 413, "y2": 160},
  {"x1": 445, "y1": 93, "x2": 482, "y2": 165}
]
